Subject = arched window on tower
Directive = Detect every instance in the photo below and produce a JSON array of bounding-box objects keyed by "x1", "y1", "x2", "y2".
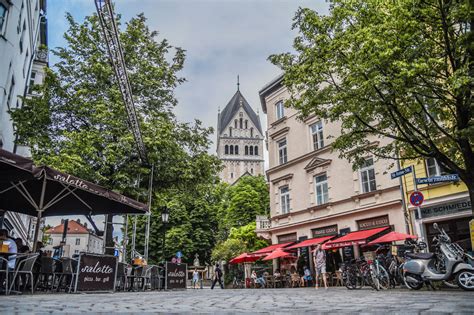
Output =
[
  {"x1": 234, "y1": 120, "x2": 238, "y2": 128},
  {"x1": 254, "y1": 146, "x2": 258, "y2": 156},
  {"x1": 245, "y1": 146, "x2": 248, "y2": 155},
  {"x1": 239, "y1": 118, "x2": 243, "y2": 129},
  {"x1": 230, "y1": 145, "x2": 234, "y2": 155},
  {"x1": 250, "y1": 128, "x2": 254, "y2": 138},
  {"x1": 225, "y1": 145, "x2": 229, "y2": 154},
  {"x1": 249, "y1": 146, "x2": 254, "y2": 155},
  {"x1": 235, "y1": 145, "x2": 239, "y2": 155},
  {"x1": 245, "y1": 120, "x2": 248, "y2": 129},
  {"x1": 229, "y1": 127, "x2": 232, "y2": 137}
]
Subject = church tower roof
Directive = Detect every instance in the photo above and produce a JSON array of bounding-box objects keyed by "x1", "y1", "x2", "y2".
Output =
[{"x1": 218, "y1": 90, "x2": 262, "y2": 135}]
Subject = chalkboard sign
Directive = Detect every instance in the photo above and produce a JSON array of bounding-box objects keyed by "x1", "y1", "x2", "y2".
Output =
[
  {"x1": 165, "y1": 262, "x2": 187, "y2": 290},
  {"x1": 75, "y1": 254, "x2": 117, "y2": 292}
]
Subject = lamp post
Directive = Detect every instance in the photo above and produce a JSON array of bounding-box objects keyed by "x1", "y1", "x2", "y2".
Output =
[{"x1": 161, "y1": 206, "x2": 169, "y2": 262}]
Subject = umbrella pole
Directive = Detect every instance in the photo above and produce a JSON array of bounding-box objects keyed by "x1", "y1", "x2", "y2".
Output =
[{"x1": 32, "y1": 175, "x2": 47, "y2": 252}]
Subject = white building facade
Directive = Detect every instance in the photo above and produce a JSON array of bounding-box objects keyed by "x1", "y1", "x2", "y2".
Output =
[{"x1": 0, "y1": 0, "x2": 47, "y2": 243}]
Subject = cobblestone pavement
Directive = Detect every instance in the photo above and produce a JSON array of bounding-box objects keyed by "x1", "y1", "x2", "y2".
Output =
[{"x1": 1, "y1": 287, "x2": 473, "y2": 314}]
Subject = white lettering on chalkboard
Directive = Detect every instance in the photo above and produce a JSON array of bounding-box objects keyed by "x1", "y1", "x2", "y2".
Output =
[{"x1": 81, "y1": 262, "x2": 113, "y2": 274}]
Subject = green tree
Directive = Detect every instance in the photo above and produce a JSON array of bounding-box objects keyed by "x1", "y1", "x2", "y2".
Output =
[
  {"x1": 10, "y1": 13, "x2": 221, "y2": 263},
  {"x1": 270, "y1": 0, "x2": 474, "y2": 213}
]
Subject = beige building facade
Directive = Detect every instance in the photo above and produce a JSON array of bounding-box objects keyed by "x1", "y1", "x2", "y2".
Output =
[
  {"x1": 257, "y1": 74, "x2": 408, "y2": 261},
  {"x1": 217, "y1": 88, "x2": 264, "y2": 184}
]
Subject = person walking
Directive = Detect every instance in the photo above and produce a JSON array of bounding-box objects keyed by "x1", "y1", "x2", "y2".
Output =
[
  {"x1": 211, "y1": 263, "x2": 224, "y2": 289},
  {"x1": 192, "y1": 268, "x2": 200, "y2": 289},
  {"x1": 313, "y1": 244, "x2": 328, "y2": 289}
]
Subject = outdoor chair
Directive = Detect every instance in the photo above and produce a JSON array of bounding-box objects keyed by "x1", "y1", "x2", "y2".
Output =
[
  {"x1": 34, "y1": 256, "x2": 55, "y2": 292},
  {"x1": 332, "y1": 271, "x2": 343, "y2": 286},
  {"x1": 128, "y1": 265, "x2": 152, "y2": 291},
  {"x1": 0, "y1": 256, "x2": 10, "y2": 295},
  {"x1": 53, "y1": 257, "x2": 77, "y2": 293},
  {"x1": 149, "y1": 265, "x2": 161, "y2": 290},
  {"x1": 115, "y1": 262, "x2": 128, "y2": 291},
  {"x1": 9, "y1": 253, "x2": 39, "y2": 295}
]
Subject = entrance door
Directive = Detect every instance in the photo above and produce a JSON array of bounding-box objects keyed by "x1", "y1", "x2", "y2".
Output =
[{"x1": 426, "y1": 217, "x2": 472, "y2": 251}]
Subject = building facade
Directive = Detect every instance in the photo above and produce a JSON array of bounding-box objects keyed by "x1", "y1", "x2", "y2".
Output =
[
  {"x1": 0, "y1": 0, "x2": 48, "y2": 244},
  {"x1": 401, "y1": 158, "x2": 473, "y2": 252},
  {"x1": 217, "y1": 87, "x2": 264, "y2": 184},
  {"x1": 44, "y1": 219, "x2": 104, "y2": 258},
  {"x1": 257, "y1": 75, "x2": 408, "y2": 265}
]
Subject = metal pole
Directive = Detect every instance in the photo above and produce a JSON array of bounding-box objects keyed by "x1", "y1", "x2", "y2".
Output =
[
  {"x1": 144, "y1": 164, "x2": 154, "y2": 261},
  {"x1": 123, "y1": 214, "x2": 128, "y2": 263},
  {"x1": 162, "y1": 222, "x2": 166, "y2": 262},
  {"x1": 32, "y1": 174, "x2": 48, "y2": 252},
  {"x1": 131, "y1": 215, "x2": 137, "y2": 257},
  {"x1": 412, "y1": 165, "x2": 426, "y2": 245}
]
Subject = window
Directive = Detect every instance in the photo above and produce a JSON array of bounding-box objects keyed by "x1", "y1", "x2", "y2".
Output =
[
  {"x1": 230, "y1": 172, "x2": 234, "y2": 179},
  {"x1": 230, "y1": 145, "x2": 234, "y2": 155},
  {"x1": 250, "y1": 128, "x2": 254, "y2": 137},
  {"x1": 229, "y1": 127, "x2": 232, "y2": 137},
  {"x1": 278, "y1": 138, "x2": 288, "y2": 164},
  {"x1": 28, "y1": 71, "x2": 36, "y2": 94},
  {"x1": 6, "y1": 76, "x2": 15, "y2": 110},
  {"x1": 235, "y1": 145, "x2": 239, "y2": 155},
  {"x1": 17, "y1": 1, "x2": 23, "y2": 33},
  {"x1": 426, "y1": 158, "x2": 448, "y2": 177},
  {"x1": 19, "y1": 21, "x2": 26, "y2": 53},
  {"x1": 275, "y1": 101, "x2": 284, "y2": 120},
  {"x1": 224, "y1": 145, "x2": 229, "y2": 154},
  {"x1": 239, "y1": 118, "x2": 243, "y2": 129},
  {"x1": 251, "y1": 168, "x2": 254, "y2": 174},
  {"x1": 74, "y1": 250, "x2": 79, "y2": 255},
  {"x1": 245, "y1": 120, "x2": 248, "y2": 129},
  {"x1": 310, "y1": 121, "x2": 324, "y2": 150},
  {"x1": 249, "y1": 146, "x2": 253, "y2": 155},
  {"x1": 314, "y1": 174, "x2": 329, "y2": 205},
  {"x1": 75, "y1": 238, "x2": 80, "y2": 245},
  {"x1": 245, "y1": 146, "x2": 248, "y2": 155},
  {"x1": 280, "y1": 186, "x2": 290, "y2": 214},
  {"x1": 234, "y1": 120, "x2": 238, "y2": 128},
  {"x1": 0, "y1": 4, "x2": 7, "y2": 33},
  {"x1": 254, "y1": 146, "x2": 258, "y2": 156},
  {"x1": 48, "y1": 238, "x2": 53, "y2": 245},
  {"x1": 23, "y1": 49, "x2": 29, "y2": 77},
  {"x1": 360, "y1": 158, "x2": 377, "y2": 193}
]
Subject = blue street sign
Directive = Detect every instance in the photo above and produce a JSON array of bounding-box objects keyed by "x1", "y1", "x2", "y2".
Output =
[
  {"x1": 176, "y1": 251, "x2": 183, "y2": 258},
  {"x1": 416, "y1": 174, "x2": 460, "y2": 185},
  {"x1": 391, "y1": 166, "x2": 413, "y2": 179}
]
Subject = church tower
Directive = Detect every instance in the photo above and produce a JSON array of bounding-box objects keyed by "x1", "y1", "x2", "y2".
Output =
[{"x1": 217, "y1": 82, "x2": 264, "y2": 184}]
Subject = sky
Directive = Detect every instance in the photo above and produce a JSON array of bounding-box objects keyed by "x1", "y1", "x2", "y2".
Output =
[{"x1": 44, "y1": 0, "x2": 330, "y2": 237}]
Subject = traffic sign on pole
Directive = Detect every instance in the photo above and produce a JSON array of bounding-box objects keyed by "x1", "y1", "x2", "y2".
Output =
[{"x1": 410, "y1": 191, "x2": 424, "y2": 207}]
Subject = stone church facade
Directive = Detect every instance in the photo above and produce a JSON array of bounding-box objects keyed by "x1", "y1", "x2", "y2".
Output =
[{"x1": 217, "y1": 89, "x2": 264, "y2": 184}]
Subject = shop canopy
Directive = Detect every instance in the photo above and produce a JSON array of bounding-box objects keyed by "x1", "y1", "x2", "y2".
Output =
[
  {"x1": 262, "y1": 249, "x2": 296, "y2": 261},
  {"x1": 367, "y1": 231, "x2": 418, "y2": 245},
  {"x1": 0, "y1": 149, "x2": 149, "y2": 251},
  {"x1": 322, "y1": 226, "x2": 390, "y2": 249},
  {"x1": 286, "y1": 236, "x2": 334, "y2": 249},
  {"x1": 229, "y1": 252, "x2": 261, "y2": 264},
  {"x1": 250, "y1": 242, "x2": 293, "y2": 256}
]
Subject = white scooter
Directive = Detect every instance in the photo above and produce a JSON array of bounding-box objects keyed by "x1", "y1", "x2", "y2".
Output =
[{"x1": 403, "y1": 223, "x2": 474, "y2": 291}]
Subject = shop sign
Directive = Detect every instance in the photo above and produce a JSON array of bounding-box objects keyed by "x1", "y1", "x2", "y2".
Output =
[
  {"x1": 277, "y1": 233, "x2": 297, "y2": 243},
  {"x1": 75, "y1": 254, "x2": 117, "y2": 292},
  {"x1": 416, "y1": 174, "x2": 460, "y2": 185},
  {"x1": 415, "y1": 198, "x2": 471, "y2": 219},
  {"x1": 165, "y1": 262, "x2": 187, "y2": 290},
  {"x1": 357, "y1": 215, "x2": 389, "y2": 231},
  {"x1": 312, "y1": 225, "x2": 338, "y2": 238}
]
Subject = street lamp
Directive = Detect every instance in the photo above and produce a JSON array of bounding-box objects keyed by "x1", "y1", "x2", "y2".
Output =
[{"x1": 162, "y1": 206, "x2": 169, "y2": 262}]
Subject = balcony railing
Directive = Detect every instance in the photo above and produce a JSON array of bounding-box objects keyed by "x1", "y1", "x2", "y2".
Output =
[{"x1": 256, "y1": 215, "x2": 271, "y2": 231}]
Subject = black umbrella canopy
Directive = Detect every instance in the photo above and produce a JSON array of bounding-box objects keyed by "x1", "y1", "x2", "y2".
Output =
[{"x1": 0, "y1": 150, "x2": 148, "y2": 216}]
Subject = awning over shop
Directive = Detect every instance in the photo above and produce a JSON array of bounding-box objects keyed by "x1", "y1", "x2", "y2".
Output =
[
  {"x1": 322, "y1": 226, "x2": 390, "y2": 249},
  {"x1": 286, "y1": 236, "x2": 334, "y2": 249},
  {"x1": 367, "y1": 231, "x2": 417, "y2": 245},
  {"x1": 250, "y1": 242, "x2": 293, "y2": 256},
  {"x1": 262, "y1": 249, "x2": 297, "y2": 261}
]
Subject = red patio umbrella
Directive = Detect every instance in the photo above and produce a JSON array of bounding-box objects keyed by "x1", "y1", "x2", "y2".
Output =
[
  {"x1": 262, "y1": 249, "x2": 296, "y2": 261},
  {"x1": 367, "y1": 231, "x2": 418, "y2": 245},
  {"x1": 229, "y1": 253, "x2": 261, "y2": 264}
]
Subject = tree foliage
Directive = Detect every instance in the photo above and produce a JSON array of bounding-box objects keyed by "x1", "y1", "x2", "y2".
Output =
[
  {"x1": 10, "y1": 13, "x2": 221, "y2": 263},
  {"x1": 270, "y1": 0, "x2": 474, "y2": 209}
]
